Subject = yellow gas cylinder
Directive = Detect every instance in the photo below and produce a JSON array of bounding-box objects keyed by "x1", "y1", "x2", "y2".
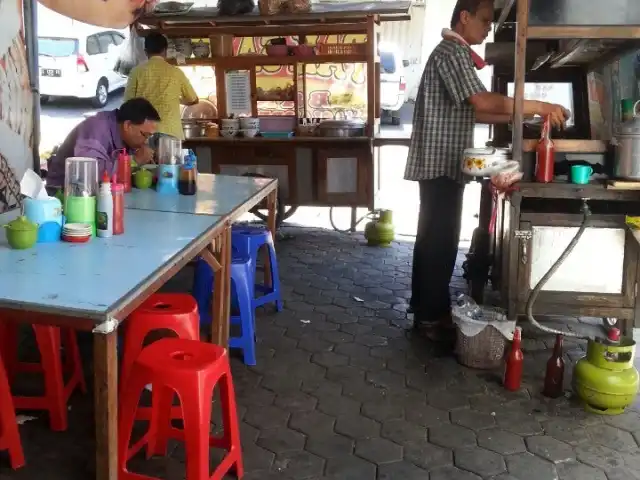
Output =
[
  {"x1": 364, "y1": 209, "x2": 395, "y2": 247},
  {"x1": 573, "y1": 329, "x2": 639, "y2": 415}
]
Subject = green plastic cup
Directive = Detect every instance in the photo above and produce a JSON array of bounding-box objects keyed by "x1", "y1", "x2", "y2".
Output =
[{"x1": 64, "y1": 196, "x2": 97, "y2": 237}]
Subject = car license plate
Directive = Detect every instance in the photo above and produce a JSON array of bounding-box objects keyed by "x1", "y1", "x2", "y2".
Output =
[{"x1": 41, "y1": 68, "x2": 61, "y2": 77}]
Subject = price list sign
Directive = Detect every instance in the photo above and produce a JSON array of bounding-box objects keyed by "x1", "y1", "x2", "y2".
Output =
[{"x1": 225, "y1": 71, "x2": 252, "y2": 116}]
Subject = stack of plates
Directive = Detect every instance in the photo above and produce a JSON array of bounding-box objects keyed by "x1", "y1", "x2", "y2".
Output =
[{"x1": 62, "y1": 223, "x2": 92, "y2": 243}]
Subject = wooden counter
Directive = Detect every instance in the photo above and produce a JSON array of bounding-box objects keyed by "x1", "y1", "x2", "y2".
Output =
[
  {"x1": 183, "y1": 136, "x2": 371, "y2": 145},
  {"x1": 185, "y1": 135, "x2": 375, "y2": 210},
  {"x1": 513, "y1": 181, "x2": 640, "y2": 202}
]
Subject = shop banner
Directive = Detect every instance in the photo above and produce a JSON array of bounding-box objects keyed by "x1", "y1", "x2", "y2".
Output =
[{"x1": 0, "y1": 0, "x2": 32, "y2": 213}]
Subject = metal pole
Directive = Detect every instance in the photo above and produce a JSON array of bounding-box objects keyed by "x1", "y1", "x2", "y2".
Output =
[{"x1": 22, "y1": 0, "x2": 41, "y2": 174}]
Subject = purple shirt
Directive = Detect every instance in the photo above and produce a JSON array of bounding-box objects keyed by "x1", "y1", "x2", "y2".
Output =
[{"x1": 46, "y1": 110, "x2": 125, "y2": 188}]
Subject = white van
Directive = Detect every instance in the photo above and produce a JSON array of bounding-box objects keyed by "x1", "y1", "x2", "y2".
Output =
[
  {"x1": 38, "y1": 27, "x2": 128, "y2": 108},
  {"x1": 379, "y1": 43, "x2": 407, "y2": 125}
]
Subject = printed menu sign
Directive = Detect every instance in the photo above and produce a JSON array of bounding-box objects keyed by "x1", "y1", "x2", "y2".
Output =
[{"x1": 225, "y1": 71, "x2": 252, "y2": 116}]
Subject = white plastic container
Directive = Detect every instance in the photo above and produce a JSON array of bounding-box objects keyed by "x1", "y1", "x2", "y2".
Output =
[{"x1": 96, "y1": 172, "x2": 113, "y2": 238}]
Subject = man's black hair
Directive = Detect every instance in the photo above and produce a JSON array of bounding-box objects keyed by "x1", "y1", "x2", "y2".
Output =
[
  {"x1": 144, "y1": 32, "x2": 169, "y2": 55},
  {"x1": 450, "y1": 0, "x2": 493, "y2": 28},
  {"x1": 115, "y1": 98, "x2": 161, "y2": 124}
]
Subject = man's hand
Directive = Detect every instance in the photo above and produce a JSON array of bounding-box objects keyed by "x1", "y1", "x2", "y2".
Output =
[
  {"x1": 134, "y1": 145, "x2": 154, "y2": 165},
  {"x1": 539, "y1": 103, "x2": 571, "y2": 129}
]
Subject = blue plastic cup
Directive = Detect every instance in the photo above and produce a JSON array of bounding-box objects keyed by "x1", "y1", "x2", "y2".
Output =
[{"x1": 570, "y1": 165, "x2": 593, "y2": 185}]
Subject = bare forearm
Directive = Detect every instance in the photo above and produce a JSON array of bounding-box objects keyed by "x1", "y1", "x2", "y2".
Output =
[
  {"x1": 475, "y1": 112, "x2": 511, "y2": 124},
  {"x1": 470, "y1": 92, "x2": 545, "y2": 116}
]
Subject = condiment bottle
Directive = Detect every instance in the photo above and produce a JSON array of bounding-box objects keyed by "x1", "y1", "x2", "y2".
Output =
[
  {"x1": 112, "y1": 182, "x2": 124, "y2": 235},
  {"x1": 178, "y1": 153, "x2": 197, "y2": 196},
  {"x1": 535, "y1": 116, "x2": 555, "y2": 183},
  {"x1": 504, "y1": 326, "x2": 524, "y2": 391},
  {"x1": 542, "y1": 334, "x2": 565, "y2": 398},
  {"x1": 116, "y1": 149, "x2": 132, "y2": 193},
  {"x1": 96, "y1": 171, "x2": 113, "y2": 238}
]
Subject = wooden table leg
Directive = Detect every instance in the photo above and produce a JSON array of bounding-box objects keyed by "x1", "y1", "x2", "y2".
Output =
[
  {"x1": 94, "y1": 330, "x2": 118, "y2": 480},
  {"x1": 210, "y1": 225, "x2": 231, "y2": 346},
  {"x1": 264, "y1": 189, "x2": 278, "y2": 288}
]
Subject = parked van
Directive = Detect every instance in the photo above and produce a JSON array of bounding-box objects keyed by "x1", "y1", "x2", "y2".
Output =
[
  {"x1": 38, "y1": 27, "x2": 128, "y2": 108},
  {"x1": 379, "y1": 43, "x2": 407, "y2": 125}
]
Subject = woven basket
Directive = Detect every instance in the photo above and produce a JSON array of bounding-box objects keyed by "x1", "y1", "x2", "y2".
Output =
[
  {"x1": 454, "y1": 305, "x2": 507, "y2": 369},
  {"x1": 455, "y1": 324, "x2": 506, "y2": 369}
]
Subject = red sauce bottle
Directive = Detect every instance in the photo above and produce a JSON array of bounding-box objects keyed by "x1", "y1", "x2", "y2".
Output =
[
  {"x1": 116, "y1": 149, "x2": 132, "y2": 193},
  {"x1": 542, "y1": 335, "x2": 564, "y2": 398},
  {"x1": 111, "y1": 182, "x2": 125, "y2": 235},
  {"x1": 504, "y1": 326, "x2": 524, "y2": 391},
  {"x1": 535, "y1": 116, "x2": 555, "y2": 183}
]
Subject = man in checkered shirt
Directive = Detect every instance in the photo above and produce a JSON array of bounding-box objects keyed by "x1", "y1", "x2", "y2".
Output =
[{"x1": 406, "y1": 0, "x2": 568, "y2": 342}]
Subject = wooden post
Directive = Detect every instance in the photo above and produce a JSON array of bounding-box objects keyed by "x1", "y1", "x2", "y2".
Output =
[
  {"x1": 365, "y1": 16, "x2": 379, "y2": 137},
  {"x1": 512, "y1": 0, "x2": 529, "y2": 165},
  {"x1": 94, "y1": 330, "x2": 118, "y2": 480}
]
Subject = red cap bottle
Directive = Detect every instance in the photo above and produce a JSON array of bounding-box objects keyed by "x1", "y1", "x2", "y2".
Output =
[{"x1": 504, "y1": 327, "x2": 524, "y2": 392}]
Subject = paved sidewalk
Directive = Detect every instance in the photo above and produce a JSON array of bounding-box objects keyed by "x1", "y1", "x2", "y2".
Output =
[{"x1": 3, "y1": 225, "x2": 640, "y2": 480}]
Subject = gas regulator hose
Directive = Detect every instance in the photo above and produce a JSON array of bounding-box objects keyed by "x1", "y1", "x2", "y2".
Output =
[{"x1": 525, "y1": 199, "x2": 592, "y2": 339}]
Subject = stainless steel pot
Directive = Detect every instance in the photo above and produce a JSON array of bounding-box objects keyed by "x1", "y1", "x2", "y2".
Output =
[
  {"x1": 183, "y1": 122, "x2": 207, "y2": 139},
  {"x1": 317, "y1": 119, "x2": 366, "y2": 137},
  {"x1": 613, "y1": 100, "x2": 640, "y2": 180}
]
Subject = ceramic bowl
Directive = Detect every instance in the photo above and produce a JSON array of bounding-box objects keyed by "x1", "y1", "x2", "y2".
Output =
[
  {"x1": 241, "y1": 128, "x2": 259, "y2": 138},
  {"x1": 63, "y1": 223, "x2": 92, "y2": 234},
  {"x1": 240, "y1": 117, "x2": 260, "y2": 129},
  {"x1": 221, "y1": 118, "x2": 240, "y2": 128},
  {"x1": 5, "y1": 227, "x2": 37, "y2": 249},
  {"x1": 221, "y1": 128, "x2": 238, "y2": 138},
  {"x1": 62, "y1": 234, "x2": 91, "y2": 243}
]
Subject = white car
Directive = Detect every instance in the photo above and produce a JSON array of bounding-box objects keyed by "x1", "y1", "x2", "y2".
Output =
[
  {"x1": 38, "y1": 28, "x2": 128, "y2": 108},
  {"x1": 379, "y1": 44, "x2": 407, "y2": 126}
]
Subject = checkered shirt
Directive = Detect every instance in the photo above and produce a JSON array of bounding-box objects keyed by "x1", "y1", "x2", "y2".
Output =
[{"x1": 404, "y1": 39, "x2": 487, "y2": 183}]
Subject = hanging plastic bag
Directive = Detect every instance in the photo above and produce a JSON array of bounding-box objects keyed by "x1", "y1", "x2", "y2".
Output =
[{"x1": 114, "y1": 26, "x2": 147, "y2": 77}]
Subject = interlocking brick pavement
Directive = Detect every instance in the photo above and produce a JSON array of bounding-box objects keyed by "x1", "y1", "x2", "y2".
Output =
[{"x1": 2, "y1": 225, "x2": 640, "y2": 479}]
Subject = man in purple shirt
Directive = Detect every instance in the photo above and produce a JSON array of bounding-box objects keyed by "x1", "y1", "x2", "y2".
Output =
[{"x1": 46, "y1": 98, "x2": 161, "y2": 191}]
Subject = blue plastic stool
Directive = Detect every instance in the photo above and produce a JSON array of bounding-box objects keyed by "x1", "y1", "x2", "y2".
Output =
[
  {"x1": 192, "y1": 255, "x2": 257, "y2": 366},
  {"x1": 231, "y1": 225, "x2": 283, "y2": 312}
]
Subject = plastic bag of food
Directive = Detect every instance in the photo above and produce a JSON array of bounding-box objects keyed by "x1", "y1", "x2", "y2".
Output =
[
  {"x1": 114, "y1": 26, "x2": 146, "y2": 77},
  {"x1": 218, "y1": 0, "x2": 255, "y2": 15},
  {"x1": 283, "y1": 0, "x2": 311, "y2": 13},
  {"x1": 258, "y1": 0, "x2": 283, "y2": 15}
]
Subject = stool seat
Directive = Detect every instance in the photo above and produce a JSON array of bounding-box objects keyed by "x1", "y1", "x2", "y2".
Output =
[
  {"x1": 0, "y1": 358, "x2": 24, "y2": 469},
  {"x1": 231, "y1": 225, "x2": 283, "y2": 311},
  {"x1": 122, "y1": 293, "x2": 200, "y2": 421},
  {"x1": 118, "y1": 338, "x2": 243, "y2": 480},
  {"x1": 193, "y1": 256, "x2": 257, "y2": 365},
  {"x1": 0, "y1": 323, "x2": 86, "y2": 432}
]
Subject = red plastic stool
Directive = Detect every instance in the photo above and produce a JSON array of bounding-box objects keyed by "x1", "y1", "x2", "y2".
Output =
[
  {"x1": 121, "y1": 293, "x2": 200, "y2": 420},
  {"x1": 0, "y1": 322, "x2": 86, "y2": 432},
  {"x1": 118, "y1": 338, "x2": 243, "y2": 480},
  {"x1": 0, "y1": 356, "x2": 25, "y2": 469}
]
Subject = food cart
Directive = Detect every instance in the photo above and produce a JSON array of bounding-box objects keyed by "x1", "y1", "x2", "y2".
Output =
[
  {"x1": 466, "y1": 0, "x2": 640, "y2": 336},
  {"x1": 136, "y1": 2, "x2": 411, "y2": 228}
]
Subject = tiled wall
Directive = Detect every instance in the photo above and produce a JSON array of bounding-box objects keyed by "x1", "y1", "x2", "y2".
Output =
[{"x1": 0, "y1": 0, "x2": 33, "y2": 213}]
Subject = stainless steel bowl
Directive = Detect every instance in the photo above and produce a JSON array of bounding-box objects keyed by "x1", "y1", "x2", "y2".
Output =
[
  {"x1": 317, "y1": 119, "x2": 366, "y2": 137},
  {"x1": 183, "y1": 122, "x2": 207, "y2": 139}
]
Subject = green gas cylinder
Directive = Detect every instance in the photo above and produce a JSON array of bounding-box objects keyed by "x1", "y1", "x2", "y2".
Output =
[
  {"x1": 364, "y1": 209, "x2": 395, "y2": 247},
  {"x1": 573, "y1": 329, "x2": 639, "y2": 415}
]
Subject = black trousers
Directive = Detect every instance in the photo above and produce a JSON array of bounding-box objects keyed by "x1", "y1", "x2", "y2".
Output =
[{"x1": 410, "y1": 176, "x2": 464, "y2": 323}]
